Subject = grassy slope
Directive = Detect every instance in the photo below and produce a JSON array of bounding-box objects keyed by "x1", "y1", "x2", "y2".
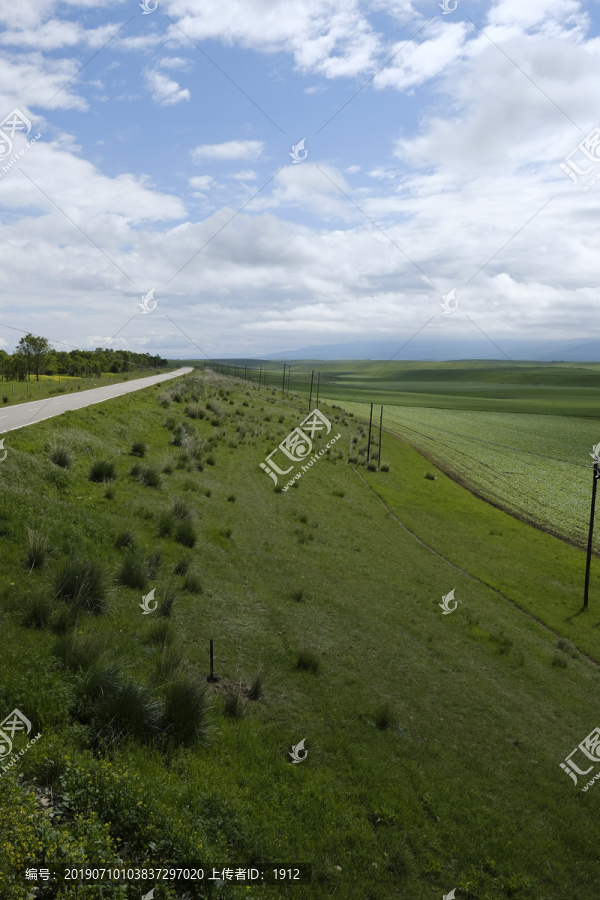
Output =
[{"x1": 0, "y1": 374, "x2": 599, "y2": 899}]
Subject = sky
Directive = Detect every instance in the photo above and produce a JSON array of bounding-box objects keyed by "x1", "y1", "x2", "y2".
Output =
[{"x1": 1, "y1": 0, "x2": 600, "y2": 361}]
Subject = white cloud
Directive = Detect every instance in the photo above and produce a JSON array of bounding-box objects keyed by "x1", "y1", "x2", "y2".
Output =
[
  {"x1": 191, "y1": 140, "x2": 264, "y2": 162},
  {"x1": 143, "y1": 67, "x2": 190, "y2": 105},
  {"x1": 189, "y1": 175, "x2": 215, "y2": 191},
  {"x1": 230, "y1": 169, "x2": 258, "y2": 180}
]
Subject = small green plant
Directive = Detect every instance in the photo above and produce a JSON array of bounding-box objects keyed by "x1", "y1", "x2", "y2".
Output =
[
  {"x1": 89, "y1": 460, "x2": 116, "y2": 482},
  {"x1": 291, "y1": 588, "x2": 304, "y2": 602},
  {"x1": 158, "y1": 582, "x2": 177, "y2": 618},
  {"x1": 146, "y1": 619, "x2": 174, "y2": 647},
  {"x1": 52, "y1": 631, "x2": 105, "y2": 671},
  {"x1": 424, "y1": 471, "x2": 436, "y2": 480},
  {"x1": 174, "y1": 556, "x2": 191, "y2": 576},
  {"x1": 172, "y1": 499, "x2": 193, "y2": 521},
  {"x1": 274, "y1": 484, "x2": 283, "y2": 493},
  {"x1": 147, "y1": 547, "x2": 162, "y2": 579},
  {"x1": 114, "y1": 529, "x2": 136, "y2": 550},
  {"x1": 104, "y1": 484, "x2": 115, "y2": 500},
  {"x1": 552, "y1": 655, "x2": 568, "y2": 668},
  {"x1": 21, "y1": 593, "x2": 53, "y2": 629},
  {"x1": 206, "y1": 455, "x2": 215, "y2": 466},
  {"x1": 25, "y1": 529, "x2": 51, "y2": 570},
  {"x1": 204, "y1": 488, "x2": 212, "y2": 498},
  {"x1": 374, "y1": 702, "x2": 395, "y2": 730},
  {"x1": 155, "y1": 645, "x2": 183, "y2": 680},
  {"x1": 227, "y1": 494, "x2": 235, "y2": 502},
  {"x1": 223, "y1": 686, "x2": 245, "y2": 719},
  {"x1": 332, "y1": 489, "x2": 345, "y2": 498},
  {"x1": 94, "y1": 680, "x2": 161, "y2": 742},
  {"x1": 247, "y1": 673, "x2": 262, "y2": 701},
  {"x1": 296, "y1": 647, "x2": 320, "y2": 674},
  {"x1": 76, "y1": 660, "x2": 122, "y2": 705},
  {"x1": 49, "y1": 440, "x2": 73, "y2": 468},
  {"x1": 367, "y1": 461, "x2": 377, "y2": 471},
  {"x1": 157, "y1": 510, "x2": 175, "y2": 537},
  {"x1": 118, "y1": 548, "x2": 150, "y2": 590},
  {"x1": 174, "y1": 521, "x2": 196, "y2": 548},
  {"x1": 130, "y1": 441, "x2": 147, "y2": 457},
  {"x1": 139, "y1": 466, "x2": 162, "y2": 488},
  {"x1": 162, "y1": 677, "x2": 210, "y2": 745}
]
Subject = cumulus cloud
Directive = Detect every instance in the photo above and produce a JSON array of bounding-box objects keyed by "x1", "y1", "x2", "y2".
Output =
[
  {"x1": 143, "y1": 67, "x2": 190, "y2": 105},
  {"x1": 191, "y1": 140, "x2": 264, "y2": 162}
]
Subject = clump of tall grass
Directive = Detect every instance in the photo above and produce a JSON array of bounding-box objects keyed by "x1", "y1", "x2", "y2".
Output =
[
  {"x1": 49, "y1": 440, "x2": 73, "y2": 468},
  {"x1": 130, "y1": 441, "x2": 147, "y2": 457},
  {"x1": 25, "y1": 529, "x2": 52, "y2": 570},
  {"x1": 296, "y1": 647, "x2": 320, "y2": 674},
  {"x1": 162, "y1": 677, "x2": 210, "y2": 745},
  {"x1": 52, "y1": 631, "x2": 105, "y2": 671},
  {"x1": 118, "y1": 548, "x2": 149, "y2": 590},
  {"x1": 183, "y1": 569, "x2": 202, "y2": 594},
  {"x1": 174, "y1": 521, "x2": 196, "y2": 548},
  {"x1": 158, "y1": 582, "x2": 177, "y2": 618},
  {"x1": 374, "y1": 702, "x2": 395, "y2": 730},
  {"x1": 223, "y1": 686, "x2": 245, "y2": 719},
  {"x1": 157, "y1": 510, "x2": 175, "y2": 537},
  {"x1": 52, "y1": 557, "x2": 110, "y2": 614},
  {"x1": 89, "y1": 460, "x2": 116, "y2": 482},
  {"x1": 247, "y1": 673, "x2": 262, "y2": 701},
  {"x1": 154, "y1": 645, "x2": 183, "y2": 681},
  {"x1": 94, "y1": 680, "x2": 162, "y2": 742},
  {"x1": 146, "y1": 619, "x2": 174, "y2": 647},
  {"x1": 21, "y1": 593, "x2": 53, "y2": 629},
  {"x1": 114, "y1": 529, "x2": 136, "y2": 550}
]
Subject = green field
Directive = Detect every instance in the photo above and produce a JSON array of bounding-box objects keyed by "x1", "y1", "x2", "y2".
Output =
[
  {"x1": 0, "y1": 370, "x2": 173, "y2": 409},
  {"x1": 1, "y1": 370, "x2": 600, "y2": 898}
]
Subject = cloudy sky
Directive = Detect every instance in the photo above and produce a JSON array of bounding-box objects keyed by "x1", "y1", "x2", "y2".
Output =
[{"x1": 0, "y1": 0, "x2": 599, "y2": 360}]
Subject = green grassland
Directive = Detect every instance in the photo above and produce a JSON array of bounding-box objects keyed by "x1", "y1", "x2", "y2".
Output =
[{"x1": 0, "y1": 372, "x2": 599, "y2": 899}]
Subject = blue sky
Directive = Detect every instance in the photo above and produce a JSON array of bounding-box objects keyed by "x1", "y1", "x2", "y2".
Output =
[{"x1": 1, "y1": 0, "x2": 600, "y2": 360}]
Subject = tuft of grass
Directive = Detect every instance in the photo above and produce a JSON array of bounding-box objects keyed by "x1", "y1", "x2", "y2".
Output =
[
  {"x1": 146, "y1": 619, "x2": 174, "y2": 647},
  {"x1": 552, "y1": 655, "x2": 568, "y2": 668},
  {"x1": 139, "y1": 465, "x2": 162, "y2": 488},
  {"x1": 274, "y1": 484, "x2": 283, "y2": 494},
  {"x1": 332, "y1": 489, "x2": 345, "y2": 498},
  {"x1": 162, "y1": 677, "x2": 210, "y2": 745},
  {"x1": 89, "y1": 459, "x2": 117, "y2": 482},
  {"x1": 52, "y1": 557, "x2": 110, "y2": 614},
  {"x1": 130, "y1": 441, "x2": 147, "y2": 457},
  {"x1": 174, "y1": 520, "x2": 196, "y2": 548},
  {"x1": 76, "y1": 660, "x2": 122, "y2": 704},
  {"x1": 49, "y1": 440, "x2": 73, "y2": 468},
  {"x1": 374, "y1": 702, "x2": 395, "y2": 730},
  {"x1": 173, "y1": 556, "x2": 191, "y2": 576},
  {"x1": 25, "y1": 529, "x2": 51, "y2": 570},
  {"x1": 247, "y1": 673, "x2": 262, "y2": 701},
  {"x1": 424, "y1": 471, "x2": 436, "y2": 480},
  {"x1": 157, "y1": 510, "x2": 175, "y2": 537},
  {"x1": 94, "y1": 680, "x2": 161, "y2": 742},
  {"x1": 158, "y1": 582, "x2": 177, "y2": 617},
  {"x1": 172, "y1": 499, "x2": 194, "y2": 521},
  {"x1": 118, "y1": 548, "x2": 150, "y2": 590},
  {"x1": 21, "y1": 593, "x2": 53, "y2": 629},
  {"x1": 147, "y1": 547, "x2": 162, "y2": 579},
  {"x1": 104, "y1": 484, "x2": 115, "y2": 500},
  {"x1": 52, "y1": 631, "x2": 105, "y2": 672},
  {"x1": 227, "y1": 494, "x2": 236, "y2": 502},
  {"x1": 296, "y1": 647, "x2": 320, "y2": 674},
  {"x1": 223, "y1": 686, "x2": 245, "y2": 719},
  {"x1": 291, "y1": 588, "x2": 304, "y2": 602},
  {"x1": 182, "y1": 569, "x2": 203, "y2": 594},
  {"x1": 51, "y1": 605, "x2": 77, "y2": 635},
  {"x1": 367, "y1": 461, "x2": 377, "y2": 472},
  {"x1": 155, "y1": 645, "x2": 183, "y2": 681},
  {"x1": 114, "y1": 529, "x2": 136, "y2": 550}
]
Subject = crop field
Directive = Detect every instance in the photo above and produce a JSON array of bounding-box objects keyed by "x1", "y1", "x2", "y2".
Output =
[
  {"x1": 1, "y1": 369, "x2": 600, "y2": 899},
  {"x1": 341, "y1": 403, "x2": 600, "y2": 551}
]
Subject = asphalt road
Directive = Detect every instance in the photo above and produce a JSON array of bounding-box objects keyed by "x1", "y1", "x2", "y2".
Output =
[{"x1": 0, "y1": 367, "x2": 193, "y2": 435}]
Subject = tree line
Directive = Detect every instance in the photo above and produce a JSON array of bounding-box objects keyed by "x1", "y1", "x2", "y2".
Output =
[{"x1": 0, "y1": 334, "x2": 169, "y2": 382}]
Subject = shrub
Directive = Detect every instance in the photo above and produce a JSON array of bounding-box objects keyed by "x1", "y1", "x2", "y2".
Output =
[
  {"x1": 274, "y1": 484, "x2": 283, "y2": 494},
  {"x1": 130, "y1": 441, "x2": 147, "y2": 457},
  {"x1": 162, "y1": 677, "x2": 210, "y2": 745},
  {"x1": 223, "y1": 686, "x2": 245, "y2": 719},
  {"x1": 367, "y1": 461, "x2": 377, "y2": 472},
  {"x1": 49, "y1": 440, "x2": 73, "y2": 468},
  {"x1": 552, "y1": 655, "x2": 568, "y2": 668},
  {"x1": 162, "y1": 459, "x2": 174, "y2": 475},
  {"x1": 174, "y1": 521, "x2": 196, "y2": 548},
  {"x1": 185, "y1": 403, "x2": 204, "y2": 419},
  {"x1": 51, "y1": 605, "x2": 77, "y2": 635},
  {"x1": 296, "y1": 648, "x2": 320, "y2": 674},
  {"x1": 291, "y1": 588, "x2": 304, "y2": 602},
  {"x1": 380, "y1": 463, "x2": 390, "y2": 472},
  {"x1": 52, "y1": 631, "x2": 105, "y2": 671},
  {"x1": 53, "y1": 557, "x2": 110, "y2": 614},
  {"x1": 118, "y1": 549, "x2": 149, "y2": 590},
  {"x1": 204, "y1": 488, "x2": 212, "y2": 498},
  {"x1": 173, "y1": 556, "x2": 191, "y2": 576},
  {"x1": 21, "y1": 593, "x2": 53, "y2": 629},
  {"x1": 374, "y1": 702, "x2": 395, "y2": 730},
  {"x1": 130, "y1": 462, "x2": 143, "y2": 477},
  {"x1": 247, "y1": 673, "x2": 262, "y2": 701},
  {"x1": 424, "y1": 471, "x2": 436, "y2": 480},
  {"x1": 25, "y1": 529, "x2": 51, "y2": 570},
  {"x1": 114, "y1": 529, "x2": 136, "y2": 550},
  {"x1": 76, "y1": 660, "x2": 122, "y2": 705},
  {"x1": 157, "y1": 510, "x2": 175, "y2": 537},
  {"x1": 332, "y1": 489, "x2": 345, "y2": 498},
  {"x1": 182, "y1": 569, "x2": 203, "y2": 594},
  {"x1": 89, "y1": 460, "x2": 116, "y2": 482}
]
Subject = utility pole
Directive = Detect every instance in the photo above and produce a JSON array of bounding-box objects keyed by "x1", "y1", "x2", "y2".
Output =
[
  {"x1": 367, "y1": 402, "x2": 373, "y2": 464},
  {"x1": 584, "y1": 444, "x2": 600, "y2": 608},
  {"x1": 378, "y1": 405, "x2": 383, "y2": 470},
  {"x1": 287, "y1": 365, "x2": 291, "y2": 394},
  {"x1": 316, "y1": 372, "x2": 320, "y2": 407},
  {"x1": 308, "y1": 370, "x2": 314, "y2": 411}
]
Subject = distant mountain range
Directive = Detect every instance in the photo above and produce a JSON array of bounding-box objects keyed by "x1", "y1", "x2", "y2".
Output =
[{"x1": 262, "y1": 337, "x2": 600, "y2": 362}]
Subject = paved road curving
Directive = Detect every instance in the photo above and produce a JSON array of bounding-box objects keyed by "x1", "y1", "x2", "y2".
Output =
[{"x1": 0, "y1": 367, "x2": 194, "y2": 435}]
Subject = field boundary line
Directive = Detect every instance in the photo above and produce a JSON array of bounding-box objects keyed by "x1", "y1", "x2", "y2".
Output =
[{"x1": 351, "y1": 466, "x2": 600, "y2": 671}]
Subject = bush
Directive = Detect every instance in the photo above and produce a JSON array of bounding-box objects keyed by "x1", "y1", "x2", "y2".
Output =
[
  {"x1": 114, "y1": 529, "x2": 136, "y2": 550},
  {"x1": 49, "y1": 440, "x2": 73, "y2": 468},
  {"x1": 53, "y1": 557, "x2": 110, "y2": 614},
  {"x1": 75, "y1": 660, "x2": 122, "y2": 705},
  {"x1": 182, "y1": 569, "x2": 203, "y2": 594},
  {"x1": 291, "y1": 588, "x2": 304, "y2": 602},
  {"x1": 374, "y1": 702, "x2": 395, "y2": 730},
  {"x1": 223, "y1": 687, "x2": 245, "y2": 719},
  {"x1": 21, "y1": 593, "x2": 53, "y2": 629},
  {"x1": 185, "y1": 403, "x2": 204, "y2": 419},
  {"x1": 380, "y1": 463, "x2": 390, "y2": 472},
  {"x1": 332, "y1": 489, "x2": 345, "y2": 498},
  {"x1": 89, "y1": 460, "x2": 116, "y2": 482},
  {"x1": 174, "y1": 521, "x2": 196, "y2": 548},
  {"x1": 157, "y1": 510, "x2": 175, "y2": 537},
  {"x1": 173, "y1": 556, "x2": 191, "y2": 576},
  {"x1": 424, "y1": 471, "x2": 436, "y2": 480},
  {"x1": 104, "y1": 484, "x2": 115, "y2": 500},
  {"x1": 118, "y1": 549, "x2": 149, "y2": 590},
  {"x1": 130, "y1": 441, "x2": 147, "y2": 457},
  {"x1": 296, "y1": 647, "x2": 320, "y2": 674},
  {"x1": 367, "y1": 461, "x2": 377, "y2": 472},
  {"x1": 162, "y1": 677, "x2": 210, "y2": 745},
  {"x1": 552, "y1": 655, "x2": 568, "y2": 668},
  {"x1": 25, "y1": 529, "x2": 51, "y2": 570},
  {"x1": 206, "y1": 454, "x2": 215, "y2": 466}
]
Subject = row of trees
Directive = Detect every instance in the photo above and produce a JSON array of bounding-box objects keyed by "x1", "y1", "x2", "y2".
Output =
[{"x1": 0, "y1": 334, "x2": 169, "y2": 382}]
